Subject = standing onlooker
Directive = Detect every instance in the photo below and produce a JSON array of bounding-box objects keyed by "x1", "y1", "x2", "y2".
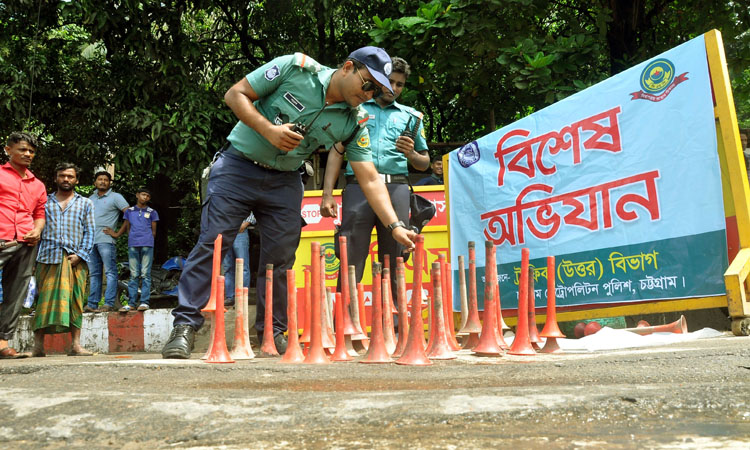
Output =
[
  {"x1": 414, "y1": 156, "x2": 443, "y2": 185},
  {"x1": 32, "y1": 162, "x2": 94, "y2": 357},
  {"x1": 0, "y1": 132, "x2": 46, "y2": 359},
  {"x1": 222, "y1": 213, "x2": 256, "y2": 308},
  {"x1": 111, "y1": 188, "x2": 159, "y2": 312},
  {"x1": 86, "y1": 170, "x2": 128, "y2": 312}
]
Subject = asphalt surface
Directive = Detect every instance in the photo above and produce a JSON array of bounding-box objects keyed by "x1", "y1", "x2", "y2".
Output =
[{"x1": 1, "y1": 332, "x2": 749, "y2": 449}]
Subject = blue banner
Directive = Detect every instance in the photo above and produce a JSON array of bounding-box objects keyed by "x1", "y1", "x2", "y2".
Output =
[{"x1": 448, "y1": 34, "x2": 727, "y2": 308}]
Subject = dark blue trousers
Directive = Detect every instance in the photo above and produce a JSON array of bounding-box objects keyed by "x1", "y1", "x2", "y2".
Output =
[
  {"x1": 337, "y1": 182, "x2": 410, "y2": 303},
  {"x1": 172, "y1": 148, "x2": 302, "y2": 336}
]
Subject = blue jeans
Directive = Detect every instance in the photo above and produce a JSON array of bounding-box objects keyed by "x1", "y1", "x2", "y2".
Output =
[
  {"x1": 127, "y1": 246, "x2": 154, "y2": 307},
  {"x1": 88, "y1": 243, "x2": 119, "y2": 308},
  {"x1": 222, "y1": 230, "x2": 250, "y2": 303}
]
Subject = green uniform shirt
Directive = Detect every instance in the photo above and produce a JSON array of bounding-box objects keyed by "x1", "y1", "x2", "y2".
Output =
[
  {"x1": 227, "y1": 53, "x2": 372, "y2": 172},
  {"x1": 344, "y1": 99, "x2": 428, "y2": 176}
]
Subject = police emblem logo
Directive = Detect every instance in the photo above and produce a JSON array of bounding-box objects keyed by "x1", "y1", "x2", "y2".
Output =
[
  {"x1": 264, "y1": 65, "x2": 280, "y2": 81},
  {"x1": 457, "y1": 141, "x2": 480, "y2": 168},
  {"x1": 630, "y1": 57, "x2": 688, "y2": 102},
  {"x1": 357, "y1": 134, "x2": 370, "y2": 148},
  {"x1": 640, "y1": 59, "x2": 675, "y2": 94}
]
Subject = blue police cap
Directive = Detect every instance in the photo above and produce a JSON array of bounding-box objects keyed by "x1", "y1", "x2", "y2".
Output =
[{"x1": 348, "y1": 46, "x2": 394, "y2": 94}]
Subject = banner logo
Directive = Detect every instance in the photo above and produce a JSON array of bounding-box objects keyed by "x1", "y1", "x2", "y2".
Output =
[
  {"x1": 631, "y1": 59, "x2": 688, "y2": 102},
  {"x1": 457, "y1": 141, "x2": 480, "y2": 168}
]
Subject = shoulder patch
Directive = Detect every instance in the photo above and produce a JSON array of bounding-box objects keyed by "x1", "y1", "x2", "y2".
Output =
[
  {"x1": 264, "y1": 65, "x2": 281, "y2": 81},
  {"x1": 356, "y1": 133, "x2": 370, "y2": 148},
  {"x1": 293, "y1": 52, "x2": 322, "y2": 73}
]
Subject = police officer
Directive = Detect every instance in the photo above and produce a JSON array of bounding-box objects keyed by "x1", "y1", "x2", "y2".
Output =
[
  {"x1": 320, "y1": 57, "x2": 429, "y2": 301},
  {"x1": 162, "y1": 47, "x2": 416, "y2": 359}
]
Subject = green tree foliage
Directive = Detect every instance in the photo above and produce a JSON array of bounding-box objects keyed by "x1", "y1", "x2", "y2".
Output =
[{"x1": 0, "y1": 0, "x2": 747, "y2": 258}]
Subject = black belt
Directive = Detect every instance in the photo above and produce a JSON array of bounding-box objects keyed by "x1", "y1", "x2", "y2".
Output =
[
  {"x1": 346, "y1": 174, "x2": 409, "y2": 184},
  {"x1": 224, "y1": 145, "x2": 277, "y2": 171}
]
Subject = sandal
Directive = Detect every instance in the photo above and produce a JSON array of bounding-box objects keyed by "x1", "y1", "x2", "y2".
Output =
[{"x1": 0, "y1": 347, "x2": 30, "y2": 359}]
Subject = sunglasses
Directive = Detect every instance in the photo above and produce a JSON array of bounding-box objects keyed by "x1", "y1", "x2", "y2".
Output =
[{"x1": 355, "y1": 67, "x2": 383, "y2": 98}]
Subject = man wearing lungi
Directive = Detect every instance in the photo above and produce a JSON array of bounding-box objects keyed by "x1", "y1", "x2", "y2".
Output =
[{"x1": 32, "y1": 162, "x2": 95, "y2": 357}]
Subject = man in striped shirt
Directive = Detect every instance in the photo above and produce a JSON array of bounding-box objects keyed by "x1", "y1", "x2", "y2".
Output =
[{"x1": 31, "y1": 162, "x2": 95, "y2": 357}]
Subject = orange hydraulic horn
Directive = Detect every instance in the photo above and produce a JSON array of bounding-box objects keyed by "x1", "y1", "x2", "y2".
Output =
[
  {"x1": 339, "y1": 236, "x2": 359, "y2": 342},
  {"x1": 200, "y1": 234, "x2": 224, "y2": 360},
  {"x1": 489, "y1": 244, "x2": 509, "y2": 350},
  {"x1": 457, "y1": 255, "x2": 469, "y2": 331},
  {"x1": 299, "y1": 268, "x2": 312, "y2": 347},
  {"x1": 202, "y1": 234, "x2": 223, "y2": 313},
  {"x1": 347, "y1": 266, "x2": 369, "y2": 353},
  {"x1": 230, "y1": 260, "x2": 255, "y2": 360},
  {"x1": 320, "y1": 257, "x2": 335, "y2": 351},
  {"x1": 303, "y1": 242, "x2": 330, "y2": 364},
  {"x1": 205, "y1": 275, "x2": 234, "y2": 364},
  {"x1": 382, "y1": 266, "x2": 397, "y2": 355},
  {"x1": 527, "y1": 266, "x2": 542, "y2": 350},
  {"x1": 508, "y1": 248, "x2": 536, "y2": 355},
  {"x1": 360, "y1": 262, "x2": 391, "y2": 363},
  {"x1": 472, "y1": 241, "x2": 504, "y2": 357},
  {"x1": 395, "y1": 235, "x2": 432, "y2": 366},
  {"x1": 391, "y1": 257, "x2": 410, "y2": 358},
  {"x1": 440, "y1": 257, "x2": 461, "y2": 351},
  {"x1": 331, "y1": 292, "x2": 354, "y2": 361},
  {"x1": 459, "y1": 242, "x2": 482, "y2": 349},
  {"x1": 624, "y1": 315, "x2": 688, "y2": 335},
  {"x1": 427, "y1": 262, "x2": 457, "y2": 360},
  {"x1": 258, "y1": 264, "x2": 279, "y2": 357},
  {"x1": 540, "y1": 256, "x2": 565, "y2": 353},
  {"x1": 280, "y1": 269, "x2": 305, "y2": 363}
]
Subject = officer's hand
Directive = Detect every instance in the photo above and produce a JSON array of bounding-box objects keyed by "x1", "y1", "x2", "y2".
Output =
[
  {"x1": 395, "y1": 135, "x2": 415, "y2": 155},
  {"x1": 320, "y1": 193, "x2": 337, "y2": 218},
  {"x1": 392, "y1": 226, "x2": 416, "y2": 252},
  {"x1": 267, "y1": 123, "x2": 304, "y2": 152}
]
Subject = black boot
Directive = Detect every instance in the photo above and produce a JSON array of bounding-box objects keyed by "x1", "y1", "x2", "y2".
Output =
[{"x1": 161, "y1": 324, "x2": 196, "y2": 359}]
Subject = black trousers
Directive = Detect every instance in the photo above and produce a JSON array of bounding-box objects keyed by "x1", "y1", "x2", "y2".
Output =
[
  {"x1": 337, "y1": 182, "x2": 410, "y2": 304},
  {"x1": 0, "y1": 244, "x2": 38, "y2": 340}
]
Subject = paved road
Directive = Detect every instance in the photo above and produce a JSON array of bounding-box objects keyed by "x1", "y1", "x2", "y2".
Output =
[{"x1": 1, "y1": 334, "x2": 749, "y2": 449}]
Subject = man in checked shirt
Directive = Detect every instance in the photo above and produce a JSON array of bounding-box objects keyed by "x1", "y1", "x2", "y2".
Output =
[{"x1": 31, "y1": 162, "x2": 95, "y2": 357}]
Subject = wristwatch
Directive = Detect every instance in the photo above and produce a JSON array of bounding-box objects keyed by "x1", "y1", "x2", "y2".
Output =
[{"x1": 387, "y1": 220, "x2": 407, "y2": 233}]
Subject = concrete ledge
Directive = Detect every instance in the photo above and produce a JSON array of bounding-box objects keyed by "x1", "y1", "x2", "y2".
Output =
[
  {"x1": 8, "y1": 306, "x2": 255, "y2": 354},
  {"x1": 9, "y1": 309, "x2": 174, "y2": 354}
]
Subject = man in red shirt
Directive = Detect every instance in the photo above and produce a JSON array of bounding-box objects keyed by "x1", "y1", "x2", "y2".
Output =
[{"x1": 0, "y1": 132, "x2": 47, "y2": 358}]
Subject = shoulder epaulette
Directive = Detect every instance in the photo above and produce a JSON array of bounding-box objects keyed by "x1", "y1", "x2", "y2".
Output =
[
  {"x1": 293, "y1": 52, "x2": 323, "y2": 73},
  {"x1": 401, "y1": 104, "x2": 424, "y2": 120},
  {"x1": 354, "y1": 105, "x2": 369, "y2": 128}
]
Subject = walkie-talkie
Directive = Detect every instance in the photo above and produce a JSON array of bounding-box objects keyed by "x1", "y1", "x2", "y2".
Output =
[
  {"x1": 291, "y1": 104, "x2": 328, "y2": 137},
  {"x1": 400, "y1": 113, "x2": 422, "y2": 140}
]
